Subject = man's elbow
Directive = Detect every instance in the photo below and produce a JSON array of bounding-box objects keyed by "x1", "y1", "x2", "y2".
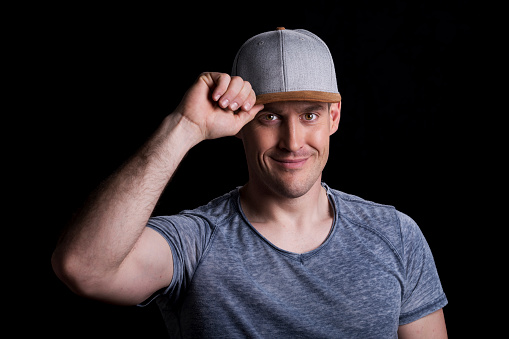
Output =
[
  {"x1": 51, "y1": 249, "x2": 100, "y2": 299},
  {"x1": 51, "y1": 249, "x2": 146, "y2": 306}
]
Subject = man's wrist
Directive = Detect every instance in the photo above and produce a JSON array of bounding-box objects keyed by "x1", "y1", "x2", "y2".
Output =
[{"x1": 165, "y1": 111, "x2": 205, "y2": 148}]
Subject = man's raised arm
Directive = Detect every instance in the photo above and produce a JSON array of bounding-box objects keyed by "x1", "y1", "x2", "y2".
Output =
[{"x1": 51, "y1": 72, "x2": 263, "y2": 305}]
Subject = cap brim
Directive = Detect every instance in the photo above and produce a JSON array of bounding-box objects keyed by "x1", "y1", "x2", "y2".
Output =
[{"x1": 255, "y1": 91, "x2": 341, "y2": 105}]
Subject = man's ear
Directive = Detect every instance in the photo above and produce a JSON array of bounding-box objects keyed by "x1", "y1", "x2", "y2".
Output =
[{"x1": 329, "y1": 101, "x2": 341, "y2": 135}]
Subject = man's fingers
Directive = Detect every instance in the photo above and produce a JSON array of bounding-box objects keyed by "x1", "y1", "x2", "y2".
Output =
[
  {"x1": 234, "y1": 103, "x2": 264, "y2": 128},
  {"x1": 230, "y1": 80, "x2": 253, "y2": 112},
  {"x1": 242, "y1": 90, "x2": 257, "y2": 112},
  {"x1": 215, "y1": 76, "x2": 244, "y2": 109},
  {"x1": 210, "y1": 73, "x2": 231, "y2": 102},
  {"x1": 206, "y1": 73, "x2": 253, "y2": 110},
  {"x1": 201, "y1": 71, "x2": 257, "y2": 112}
]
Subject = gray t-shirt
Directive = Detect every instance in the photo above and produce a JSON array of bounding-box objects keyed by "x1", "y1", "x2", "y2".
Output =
[{"x1": 141, "y1": 183, "x2": 447, "y2": 338}]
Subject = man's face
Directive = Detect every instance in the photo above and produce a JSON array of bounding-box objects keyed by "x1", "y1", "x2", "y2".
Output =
[{"x1": 239, "y1": 101, "x2": 340, "y2": 199}]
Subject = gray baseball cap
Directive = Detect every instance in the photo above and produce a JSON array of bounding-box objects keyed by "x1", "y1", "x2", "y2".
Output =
[{"x1": 232, "y1": 27, "x2": 341, "y2": 105}]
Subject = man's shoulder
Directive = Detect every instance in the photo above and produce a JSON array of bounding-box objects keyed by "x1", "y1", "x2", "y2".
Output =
[
  {"x1": 178, "y1": 187, "x2": 240, "y2": 224},
  {"x1": 325, "y1": 185, "x2": 406, "y2": 255},
  {"x1": 326, "y1": 186, "x2": 398, "y2": 223}
]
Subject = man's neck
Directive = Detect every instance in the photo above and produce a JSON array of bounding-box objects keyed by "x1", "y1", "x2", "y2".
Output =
[
  {"x1": 239, "y1": 178, "x2": 334, "y2": 253},
  {"x1": 239, "y1": 178, "x2": 331, "y2": 230}
]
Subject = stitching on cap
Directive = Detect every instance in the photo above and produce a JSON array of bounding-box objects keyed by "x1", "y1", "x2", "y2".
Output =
[{"x1": 279, "y1": 29, "x2": 286, "y2": 92}]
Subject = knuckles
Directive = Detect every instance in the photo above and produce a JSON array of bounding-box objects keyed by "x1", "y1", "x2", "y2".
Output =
[{"x1": 197, "y1": 72, "x2": 255, "y2": 107}]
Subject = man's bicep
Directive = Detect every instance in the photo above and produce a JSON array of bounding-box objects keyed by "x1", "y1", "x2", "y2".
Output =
[
  {"x1": 97, "y1": 227, "x2": 174, "y2": 306},
  {"x1": 398, "y1": 309, "x2": 447, "y2": 339}
]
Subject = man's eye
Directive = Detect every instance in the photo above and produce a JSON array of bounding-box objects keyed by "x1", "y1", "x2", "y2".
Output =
[
  {"x1": 303, "y1": 113, "x2": 317, "y2": 121},
  {"x1": 263, "y1": 114, "x2": 277, "y2": 121}
]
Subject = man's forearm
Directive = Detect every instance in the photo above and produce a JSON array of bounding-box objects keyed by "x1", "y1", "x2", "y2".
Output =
[{"x1": 52, "y1": 112, "x2": 202, "y2": 288}]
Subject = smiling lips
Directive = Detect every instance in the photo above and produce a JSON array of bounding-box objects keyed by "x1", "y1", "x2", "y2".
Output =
[{"x1": 270, "y1": 157, "x2": 309, "y2": 169}]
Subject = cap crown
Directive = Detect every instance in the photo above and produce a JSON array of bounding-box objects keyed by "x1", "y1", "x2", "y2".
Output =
[{"x1": 232, "y1": 28, "x2": 340, "y2": 104}]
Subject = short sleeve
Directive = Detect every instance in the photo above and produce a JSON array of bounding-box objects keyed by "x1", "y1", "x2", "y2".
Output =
[
  {"x1": 397, "y1": 211, "x2": 448, "y2": 325},
  {"x1": 138, "y1": 214, "x2": 214, "y2": 306}
]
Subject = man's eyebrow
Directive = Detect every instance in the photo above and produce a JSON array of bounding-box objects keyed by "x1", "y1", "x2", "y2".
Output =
[
  {"x1": 260, "y1": 103, "x2": 328, "y2": 114},
  {"x1": 300, "y1": 103, "x2": 328, "y2": 112}
]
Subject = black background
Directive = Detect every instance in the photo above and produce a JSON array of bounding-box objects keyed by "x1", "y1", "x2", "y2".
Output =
[{"x1": 21, "y1": 0, "x2": 490, "y2": 336}]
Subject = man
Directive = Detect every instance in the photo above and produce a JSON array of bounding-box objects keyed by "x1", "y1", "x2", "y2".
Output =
[{"x1": 52, "y1": 28, "x2": 447, "y2": 338}]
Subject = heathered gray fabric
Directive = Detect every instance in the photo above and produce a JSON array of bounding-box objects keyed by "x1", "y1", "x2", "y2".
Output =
[
  {"x1": 232, "y1": 29, "x2": 340, "y2": 96},
  {"x1": 141, "y1": 184, "x2": 447, "y2": 338}
]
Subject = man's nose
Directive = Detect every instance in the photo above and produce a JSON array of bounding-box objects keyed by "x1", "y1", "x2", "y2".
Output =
[{"x1": 278, "y1": 117, "x2": 304, "y2": 152}]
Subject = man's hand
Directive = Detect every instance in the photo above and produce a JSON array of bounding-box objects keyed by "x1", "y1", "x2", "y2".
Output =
[{"x1": 175, "y1": 72, "x2": 264, "y2": 141}]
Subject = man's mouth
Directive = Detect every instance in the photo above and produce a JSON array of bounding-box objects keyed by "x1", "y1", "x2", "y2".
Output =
[{"x1": 270, "y1": 157, "x2": 309, "y2": 169}]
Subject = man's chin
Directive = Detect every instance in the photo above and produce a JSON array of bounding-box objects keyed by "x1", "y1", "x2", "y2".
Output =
[{"x1": 266, "y1": 176, "x2": 319, "y2": 199}]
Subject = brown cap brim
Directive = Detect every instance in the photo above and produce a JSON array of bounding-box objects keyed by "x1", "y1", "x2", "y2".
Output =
[{"x1": 255, "y1": 91, "x2": 341, "y2": 105}]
